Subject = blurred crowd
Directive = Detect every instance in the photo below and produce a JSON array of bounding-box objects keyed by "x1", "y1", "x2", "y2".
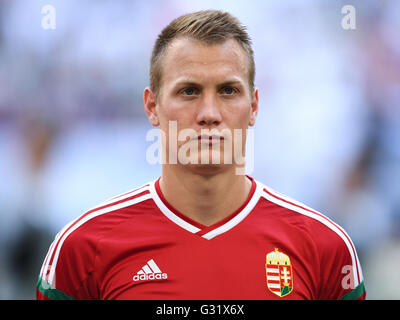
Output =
[{"x1": 0, "y1": 0, "x2": 399, "y2": 299}]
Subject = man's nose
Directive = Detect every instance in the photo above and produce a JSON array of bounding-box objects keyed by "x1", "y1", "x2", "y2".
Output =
[{"x1": 196, "y1": 93, "x2": 222, "y2": 126}]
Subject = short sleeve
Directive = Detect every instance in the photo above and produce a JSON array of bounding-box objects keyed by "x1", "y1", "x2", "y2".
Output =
[
  {"x1": 36, "y1": 224, "x2": 99, "y2": 300},
  {"x1": 317, "y1": 225, "x2": 366, "y2": 300}
]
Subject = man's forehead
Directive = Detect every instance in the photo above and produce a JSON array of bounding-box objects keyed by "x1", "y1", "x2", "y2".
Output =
[{"x1": 162, "y1": 37, "x2": 249, "y2": 79}]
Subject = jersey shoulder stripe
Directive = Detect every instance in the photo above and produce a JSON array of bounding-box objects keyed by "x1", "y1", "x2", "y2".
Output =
[
  {"x1": 40, "y1": 183, "x2": 152, "y2": 286},
  {"x1": 95, "y1": 183, "x2": 150, "y2": 208},
  {"x1": 259, "y1": 182, "x2": 363, "y2": 286}
]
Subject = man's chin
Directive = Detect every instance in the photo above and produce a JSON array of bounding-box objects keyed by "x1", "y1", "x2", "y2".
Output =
[{"x1": 180, "y1": 162, "x2": 230, "y2": 176}]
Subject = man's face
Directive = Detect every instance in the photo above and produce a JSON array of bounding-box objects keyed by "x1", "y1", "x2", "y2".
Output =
[{"x1": 145, "y1": 37, "x2": 258, "y2": 174}]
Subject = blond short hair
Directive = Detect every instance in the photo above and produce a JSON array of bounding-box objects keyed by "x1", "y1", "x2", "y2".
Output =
[{"x1": 150, "y1": 10, "x2": 255, "y2": 97}]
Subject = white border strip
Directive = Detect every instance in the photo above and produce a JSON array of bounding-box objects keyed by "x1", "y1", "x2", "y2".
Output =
[
  {"x1": 261, "y1": 188, "x2": 363, "y2": 286},
  {"x1": 201, "y1": 180, "x2": 263, "y2": 240},
  {"x1": 40, "y1": 237, "x2": 57, "y2": 279},
  {"x1": 46, "y1": 193, "x2": 152, "y2": 285},
  {"x1": 89, "y1": 184, "x2": 150, "y2": 210},
  {"x1": 149, "y1": 180, "x2": 201, "y2": 234},
  {"x1": 40, "y1": 218, "x2": 80, "y2": 280}
]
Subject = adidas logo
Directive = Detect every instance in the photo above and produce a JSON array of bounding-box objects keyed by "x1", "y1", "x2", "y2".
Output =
[{"x1": 132, "y1": 259, "x2": 168, "y2": 282}]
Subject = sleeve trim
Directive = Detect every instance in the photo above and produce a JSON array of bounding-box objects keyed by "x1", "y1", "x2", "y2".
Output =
[
  {"x1": 340, "y1": 280, "x2": 366, "y2": 300},
  {"x1": 36, "y1": 276, "x2": 76, "y2": 300}
]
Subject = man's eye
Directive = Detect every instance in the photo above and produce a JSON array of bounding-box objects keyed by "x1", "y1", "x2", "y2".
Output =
[
  {"x1": 221, "y1": 87, "x2": 237, "y2": 95},
  {"x1": 182, "y1": 88, "x2": 197, "y2": 95}
]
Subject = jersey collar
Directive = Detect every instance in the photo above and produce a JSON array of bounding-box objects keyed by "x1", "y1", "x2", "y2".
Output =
[{"x1": 149, "y1": 175, "x2": 263, "y2": 240}]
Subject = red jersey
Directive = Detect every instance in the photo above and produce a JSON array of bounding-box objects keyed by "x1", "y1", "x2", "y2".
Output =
[{"x1": 36, "y1": 176, "x2": 366, "y2": 300}]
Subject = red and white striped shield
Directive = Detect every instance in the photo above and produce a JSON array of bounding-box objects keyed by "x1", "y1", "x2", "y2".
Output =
[{"x1": 266, "y1": 249, "x2": 294, "y2": 297}]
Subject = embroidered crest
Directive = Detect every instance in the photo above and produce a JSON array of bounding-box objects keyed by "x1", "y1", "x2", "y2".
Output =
[{"x1": 266, "y1": 248, "x2": 294, "y2": 297}]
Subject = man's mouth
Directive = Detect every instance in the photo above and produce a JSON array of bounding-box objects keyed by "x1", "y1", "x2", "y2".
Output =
[{"x1": 196, "y1": 135, "x2": 224, "y2": 144}]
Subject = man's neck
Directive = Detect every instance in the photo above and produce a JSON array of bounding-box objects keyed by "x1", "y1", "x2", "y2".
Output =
[{"x1": 159, "y1": 165, "x2": 252, "y2": 226}]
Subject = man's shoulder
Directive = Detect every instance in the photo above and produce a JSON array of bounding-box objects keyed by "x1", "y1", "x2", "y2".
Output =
[
  {"x1": 256, "y1": 180, "x2": 351, "y2": 246},
  {"x1": 38, "y1": 181, "x2": 157, "y2": 288},
  {"x1": 56, "y1": 181, "x2": 155, "y2": 246},
  {"x1": 86, "y1": 180, "x2": 154, "y2": 221}
]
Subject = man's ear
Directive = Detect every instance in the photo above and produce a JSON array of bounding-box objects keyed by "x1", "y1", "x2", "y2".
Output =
[
  {"x1": 249, "y1": 88, "x2": 259, "y2": 126},
  {"x1": 144, "y1": 87, "x2": 159, "y2": 126}
]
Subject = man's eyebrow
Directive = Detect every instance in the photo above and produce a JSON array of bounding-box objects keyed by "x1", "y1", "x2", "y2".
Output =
[
  {"x1": 174, "y1": 79, "x2": 201, "y2": 87},
  {"x1": 218, "y1": 80, "x2": 244, "y2": 87},
  {"x1": 173, "y1": 78, "x2": 245, "y2": 87}
]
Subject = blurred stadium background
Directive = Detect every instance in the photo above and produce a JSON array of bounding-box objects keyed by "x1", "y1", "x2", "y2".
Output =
[{"x1": 0, "y1": 0, "x2": 399, "y2": 299}]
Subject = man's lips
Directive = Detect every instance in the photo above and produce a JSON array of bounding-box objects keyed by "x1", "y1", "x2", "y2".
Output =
[{"x1": 195, "y1": 135, "x2": 225, "y2": 143}]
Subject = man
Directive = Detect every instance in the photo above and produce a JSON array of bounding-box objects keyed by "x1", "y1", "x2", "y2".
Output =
[{"x1": 37, "y1": 10, "x2": 366, "y2": 300}]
